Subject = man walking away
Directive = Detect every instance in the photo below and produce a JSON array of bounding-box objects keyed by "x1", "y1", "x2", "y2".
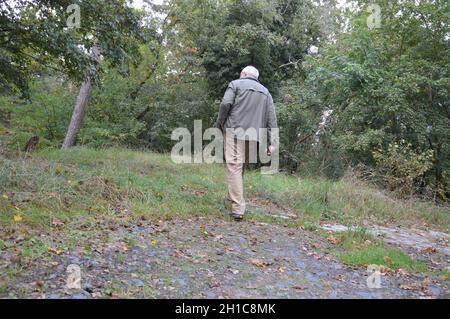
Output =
[{"x1": 215, "y1": 66, "x2": 278, "y2": 221}]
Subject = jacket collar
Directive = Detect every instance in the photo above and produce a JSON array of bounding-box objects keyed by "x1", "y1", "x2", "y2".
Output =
[{"x1": 240, "y1": 77, "x2": 260, "y2": 83}]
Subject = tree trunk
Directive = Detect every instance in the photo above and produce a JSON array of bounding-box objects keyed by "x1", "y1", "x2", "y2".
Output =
[{"x1": 62, "y1": 45, "x2": 100, "y2": 149}]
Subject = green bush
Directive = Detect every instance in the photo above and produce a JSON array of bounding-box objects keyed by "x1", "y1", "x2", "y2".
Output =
[{"x1": 373, "y1": 142, "x2": 434, "y2": 197}]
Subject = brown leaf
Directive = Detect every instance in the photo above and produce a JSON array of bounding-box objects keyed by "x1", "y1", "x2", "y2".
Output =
[
  {"x1": 292, "y1": 285, "x2": 307, "y2": 290},
  {"x1": 397, "y1": 268, "x2": 409, "y2": 276},
  {"x1": 51, "y1": 217, "x2": 64, "y2": 227},
  {"x1": 420, "y1": 247, "x2": 437, "y2": 254},
  {"x1": 332, "y1": 275, "x2": 346, "y2": 282},
  {"x1": 326, "y1": 235, "x2": 340, "y2": 245},
  {"x1": 400, "y1": 284, "x2": 420, "y2": 291},
  {"x1": 113, "y1": 242, "x2": 129, "y2": 252},
  {"x1": 383, "y1": 256, "x2": 394, "y2": 265},
  {"x1": 249, "y1": 258, "x2": 271, "y2": 268},
  {"x1": 10, "y1": 255, "x2": 21, "y2": 264},
  {"x1": 93, "y1": 244, "x2": 105, "y2": 253},
  {"x1": 379, "y1": 265, "x2": 394, "y2": 275},
  {"x1": 225, "y1": 246, "x2": 234, "y2": 253},
  {"x1": 421, "y1": 277, "x2": 431, "y2": 288}
]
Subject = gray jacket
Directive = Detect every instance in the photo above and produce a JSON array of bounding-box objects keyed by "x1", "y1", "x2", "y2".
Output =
[{"x1": 215, "y1": 77, "x2": 278, "y2": 145}]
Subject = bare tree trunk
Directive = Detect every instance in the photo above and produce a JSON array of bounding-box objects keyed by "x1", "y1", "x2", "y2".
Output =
[{"x1": 62, "y1": 45, "x2": 100, "y2": 149}]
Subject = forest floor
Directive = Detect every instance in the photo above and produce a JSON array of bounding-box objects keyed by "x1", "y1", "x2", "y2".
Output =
[{"x1": 0, "y1": 147, "x2": 449, "y2": 298}]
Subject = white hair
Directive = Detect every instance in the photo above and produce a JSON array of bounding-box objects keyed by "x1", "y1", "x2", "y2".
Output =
[{"x1": 241, "y1": 66, "x2": 259, "y2": 79}]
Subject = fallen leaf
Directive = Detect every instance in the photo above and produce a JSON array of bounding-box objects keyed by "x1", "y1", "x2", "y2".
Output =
[
  {"x1": 249, "y1": 258, "x2": 271, "y2": 268},
  {"x1": 326, "y1": 236, "x2": 340, "y2": 245},
  {"x1": 93, "y1": 244, "x2": 105, "y2": 253},
  {"x1": 55, "y1": 164, "x2": 62, "y2": 175},
  {"x1": 51, "y1": 217, "x2": 64, "y2": 227},
  {"x1": 420, "y1": 247, "x2": 437, "y2": 254},
  {"x1": 225, "y1": 246, "x2": 234, "y2": 253},
  {"x1": 397, "y1": 268, "x2": 409, "y2": 276},
  {"x1": 111, "y1": 242, "x2": 128, "y2": 252},
  {"x1": 399, "y1": 283, "x2": 420, "y2": 291},
  {"x1": 48, "y1": 247, "x2": 63, "y2": 255},
  {"x1": 421, "y1": 277, "x2": 431, "y2": 287},
  {"x1": 383, "y1": 256, "x2": 394, "y2": 265},
  {"x1": 10, "y1": 255, "x2": 21, "y2": 264},
  {"x1": 292, "y1": 285, "x2": 307, "y2": 290},
  {"x1": 379, "y1": 265, "x2": 394, "y2": 275},
  {"x1": 332, "y1": 275, "x2": 345, "y2": 282}
]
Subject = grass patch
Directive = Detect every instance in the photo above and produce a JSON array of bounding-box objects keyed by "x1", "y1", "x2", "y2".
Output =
[
  {"x1": 326, "y1": 229, "x2": 429, "y2": 273},
  {"x1": 337, "y1": 245, "x2": 428, "y2": 273},
  {"x1": 0, "y1": 146, "x2": 448, "y2": 236}
]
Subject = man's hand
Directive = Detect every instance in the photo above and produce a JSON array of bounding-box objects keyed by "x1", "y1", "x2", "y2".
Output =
[{"x1": 267, "y1": 145, "x2": 276, "y2": 155}]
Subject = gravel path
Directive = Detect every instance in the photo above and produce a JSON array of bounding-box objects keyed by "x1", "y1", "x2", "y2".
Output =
[{"x1": 1, "y1": 216, "x2": 448, "y2": 299}]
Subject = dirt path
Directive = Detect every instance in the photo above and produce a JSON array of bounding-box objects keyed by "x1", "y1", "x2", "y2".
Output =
[{"x1": 1, "y1": 216, "x2": 448, "y2": 299}]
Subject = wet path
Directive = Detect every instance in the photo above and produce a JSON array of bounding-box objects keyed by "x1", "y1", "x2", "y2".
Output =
[{"x1": 2, "y1": 217, "x2": 448, "y2": 299}]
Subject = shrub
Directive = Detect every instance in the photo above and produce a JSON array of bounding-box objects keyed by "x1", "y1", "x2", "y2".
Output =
[{"x1": 372, "y1": 142, "x2": 434, "y2": 197}]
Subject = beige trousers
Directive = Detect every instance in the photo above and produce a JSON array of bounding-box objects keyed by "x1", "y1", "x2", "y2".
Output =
[{"x1": 224, "y1": 134, "x2": 257, "y2": 216}]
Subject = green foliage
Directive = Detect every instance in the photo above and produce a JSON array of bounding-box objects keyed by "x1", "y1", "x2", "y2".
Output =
[
  {"x1": 78, "y1": 70, "x2": 147, "y2": 148},
  {"x1": 0, "y1": 78, "x2": 73, "y2": 149},
  {"x1": 373, "y1": 142, "x2": 434, "y2": 197},
  {"x1": 299, "y1": 0, "x2": 450, "y2": 199},
  {"x1": 276, "y1": 80, "x2": 322, "y2": 172},
  {"x1": 166, "y1": 0, "x2": 327, "y2": 96},
  {"x1": 0, "y1": 0, "x2": 148, "y2": 96},
  {"x1": 131, "y1": 70, "x2": 214, "y2": 151}
]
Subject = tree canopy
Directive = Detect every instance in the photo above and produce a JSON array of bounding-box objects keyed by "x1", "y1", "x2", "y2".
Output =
[{"x1": 0, "y1": 0, "x2": 149, "y2": 97}]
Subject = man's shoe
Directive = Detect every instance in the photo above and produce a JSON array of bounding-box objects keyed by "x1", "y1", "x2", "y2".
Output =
[{"x1": 230, "y1": 212, "x2": 244, "y2": 222}]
